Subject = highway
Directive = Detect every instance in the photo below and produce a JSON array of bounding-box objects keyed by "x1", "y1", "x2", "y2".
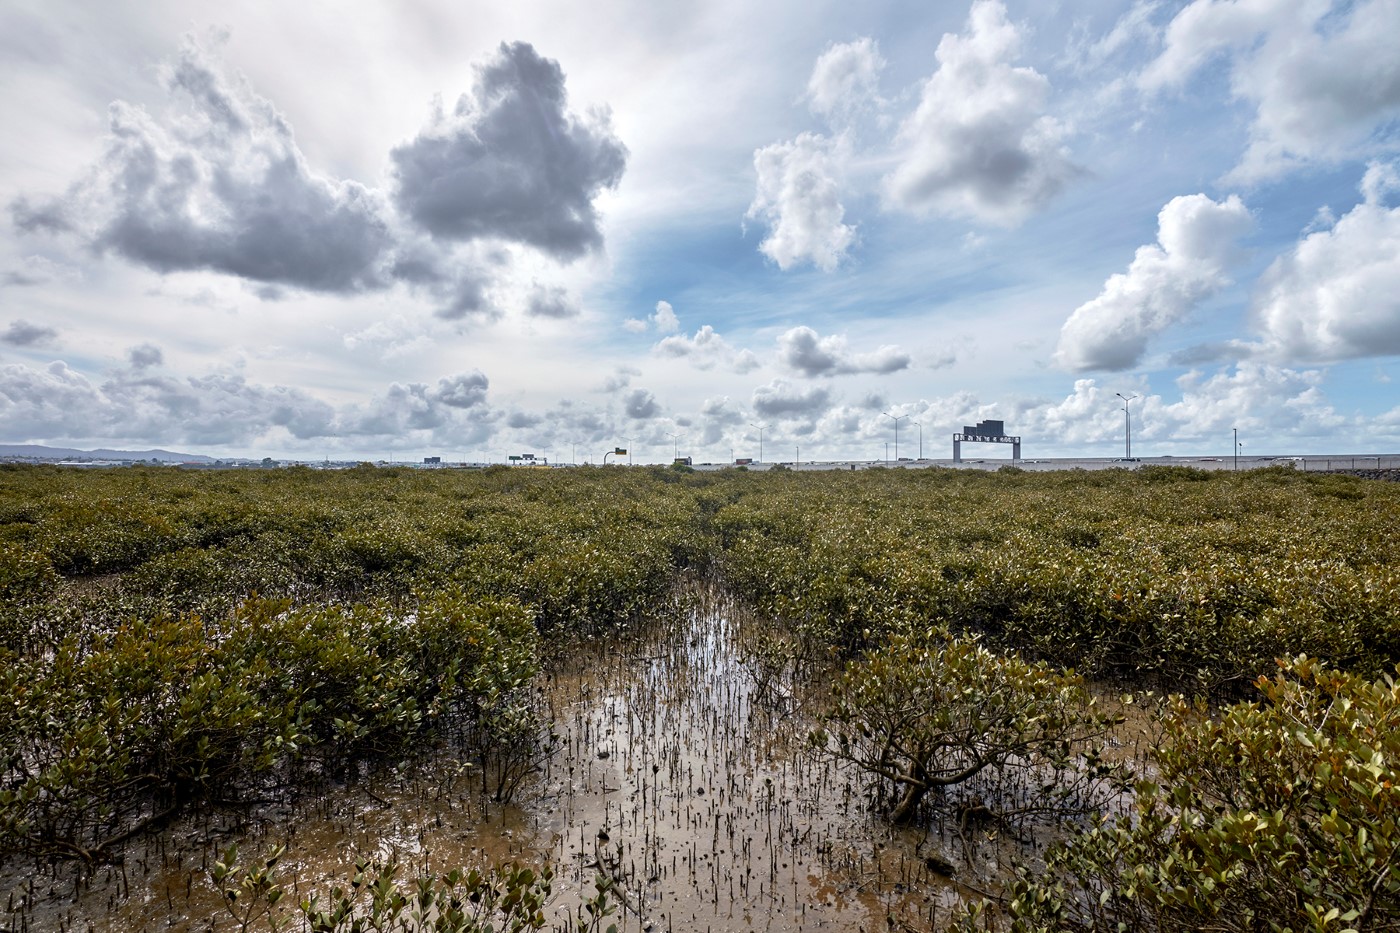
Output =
[{"x1": 690, "y1": 454, "x2": 1400, "y2": 473}]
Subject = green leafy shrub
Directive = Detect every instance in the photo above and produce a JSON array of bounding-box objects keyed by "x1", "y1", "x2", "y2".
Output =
[
  {"x1": 813, "y1": 629, "x2": 1123, "y2": 824},
  {"x1": 209, "y1": 844, "x2": 556, "y2": 933},
  {"x1": 998, "y1": 656, "x2": 1400, "y2": 932},
  {"x1": 0, "y1": 593, "x2": 542, "y2": 861}
]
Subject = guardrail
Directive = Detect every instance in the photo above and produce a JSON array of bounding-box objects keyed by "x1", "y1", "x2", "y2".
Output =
[{"x1": 1294, "y1": 456, "x2": 1400, "y2": 472}]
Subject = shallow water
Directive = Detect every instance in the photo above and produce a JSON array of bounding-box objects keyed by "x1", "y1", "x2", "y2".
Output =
[
  {"x1": 3, "y1": 589, "x2": 1003, "y2": 932},
  {"x1": 533, "y1": 588, "x2": 967, "y2": 932}
]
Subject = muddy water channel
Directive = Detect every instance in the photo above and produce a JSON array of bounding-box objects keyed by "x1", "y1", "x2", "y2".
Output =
[{"x1": 5, "y1": 589, "x2": 1016, "y2": 932}]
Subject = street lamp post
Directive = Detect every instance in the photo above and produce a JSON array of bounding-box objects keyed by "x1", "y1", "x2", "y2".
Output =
[
  {"x1": 911, "y1": 421, "x2": 922, "y2": 460},
  {"x1": 1116, "y1": 393, "x2": 1138, "y2": 459},
  {"x1": 749, "y1": 423, "x2": 766, "y2": 463},
  {"x1": 666, "y1": 432, "x2": 684, "y2": 462},
  {"x1": 881, "y1": 412, "x2": 907, "y2": 462},
  {"x1": 620, "y1": 436, "x2": 634, "y2": 466},
  {"x1": 1233, "y1": 427, "x2": 1238, "y2": 471}
]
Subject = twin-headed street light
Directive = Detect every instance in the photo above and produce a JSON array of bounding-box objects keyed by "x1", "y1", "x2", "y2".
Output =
[
  {"x1": 749, "y1": 422, "x2": 766, "y2": 463},
  {"x1": 1116, "y1": 393, "x2": 1138, "y2": 459},
  {"x1": 881, "y1": 412, "x2": 907, "y2": 462}
]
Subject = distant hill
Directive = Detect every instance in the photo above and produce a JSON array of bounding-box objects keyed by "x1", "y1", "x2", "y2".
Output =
[{"x1": 0, "y1": 444, "x2": 215, "y2": 463}]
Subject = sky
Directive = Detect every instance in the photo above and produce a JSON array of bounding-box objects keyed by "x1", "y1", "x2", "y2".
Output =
[{"x1": 2, "y1": 0, "x2": 1399, "y2": 463}]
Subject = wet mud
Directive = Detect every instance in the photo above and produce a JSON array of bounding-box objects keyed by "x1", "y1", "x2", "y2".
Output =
[{"x1": 3, "y1": 588, "x2": 1036, "y2": 932}]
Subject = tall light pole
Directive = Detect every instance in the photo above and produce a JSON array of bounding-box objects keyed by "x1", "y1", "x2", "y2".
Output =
[
  {"x1": 1116, "y1": 393, "x2": 1138, "y2": 459},
  {"x1": 621, "y1": 436, "x2": 634, "y2": 466},
  {"x1": 666, "y1": 432, "x2": 684, "y2": 461},
  {"x1": 750, "y1": 422, "x2": 766, "y2": 463},
  {"x1": 1233, "y1": 427, "x2": 1238, "y2": 472},
  {"x1": 881, "y1": 411, "x2": 907, "y2": 462},
  {"x1": 911, "y1": 421, "x2": 922, "y2": 460}
]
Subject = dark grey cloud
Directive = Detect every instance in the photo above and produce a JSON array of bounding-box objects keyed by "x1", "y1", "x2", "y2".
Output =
[
  {"x1": 11, "y1": 37, "x2": 621, "y2": 322},
  {"x1": 599, "y1": 365, "x2": 639, "y2": 393},
  {"x1": 544, "y1": 400, "x2": 610, "y2": 442},
  {"x1": 391, "y1": 41, "x2": 627, "y2": 260},
  {"x1": 857, "y1": 392, "x2": 888, "y2": 410},
  {"x1": 752, "y1": 379, "x2": 833, "y2": 419},
  {"x1": 10, "y1": 38, "x2": 394, "y2": 295},
  {"x1": 0, "y1": 359, "x2": 336, "y2": 444},
  {"x1": 385, "y1": 241, "x2": 497, "y2": 321},
  {"x1": 777, "y1": 326, "x2": 910, "y2": 377},
  {"x1": 506, "y1": 410, "x2": 543, "y2": 429},
  {"x1": 127, "y1": 343, "x2": 163, "y2": 369},
  {"x1": 434, "y1": 275, "x2": 493, "y2": 321},
  {"x1": 698, "y1": 395, "x2": 745, "y2": 445},
  {"x1": 340, "y1": 382, "x2": 448, "y2": 435},
  {"x1": 624, "y1": 388, "x2": 660, "y2": 419},
  {"x1": 526, "y1": 283, "x2": 580, "y2": 319},
  {"x1": 2, "y1": 319, "x2": 59, "y2": 347},
  {"x1": 0, "y1": 354, "x2": 504, "y2": 448},
  {"x1": 10, "y1": 196, "x2": 74, "y2": 234},
  {"x1": 432, "y1": 371, "x2": 489, "y2": 408}
]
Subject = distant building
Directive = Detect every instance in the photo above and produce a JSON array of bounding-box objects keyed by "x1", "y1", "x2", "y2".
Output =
[{"x1": 424, "y1": 456, "x2": 441, "y2": 465}]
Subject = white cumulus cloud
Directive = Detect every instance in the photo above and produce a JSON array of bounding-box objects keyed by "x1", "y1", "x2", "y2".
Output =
[
  {"x1": 625, "y1": 299, "x2": 680, "y2": 333},
  {"x1": 1140, "y1": 0, "x2": 1400, "y2": 182},
  {"x1": 1054, "y1": 193, "x2": 1254, "y2": 372},
  {"x1": 1251, "y1": 162, "x2": 1400, "y2": 361},
  {"x1": 654, "y1": 325, "x2": 760, "y2": 373},
  {"x1": 777, "y1": 326, "x2": 910, "y2": 377},
  {"x1": 883, "y1": 0, "x2": 1078, "y2": 227},
  {"x1": 806, "y1": 38, "x2": 886, "y2": 122},
  {"x1": 1160, "y1": 363, "x2": 1344, "y2": 438},
  {"x1": 747, "y1": 133, "x2": 855, "y2": 272}
]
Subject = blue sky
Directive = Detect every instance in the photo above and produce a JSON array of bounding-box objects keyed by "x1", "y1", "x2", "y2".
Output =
[{"x1": 1, "y1": 0, "x2": 1398, "y2": 462}]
